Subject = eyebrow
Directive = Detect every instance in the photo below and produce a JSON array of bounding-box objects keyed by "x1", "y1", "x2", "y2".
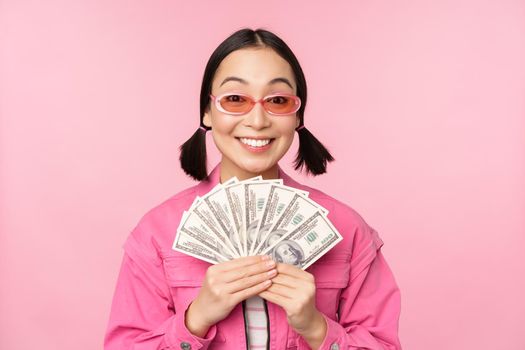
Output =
[{"x1": 219, "y1": 76, "x2": 294, "y2": 89}]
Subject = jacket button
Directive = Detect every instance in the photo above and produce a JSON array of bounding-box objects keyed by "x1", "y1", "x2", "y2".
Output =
[
  {"x1": 180, "y1": 341, "x2": 191, "y2": 350},
  {"x1": 330, "y1": 343, "x2": 340, "y2": 350}
]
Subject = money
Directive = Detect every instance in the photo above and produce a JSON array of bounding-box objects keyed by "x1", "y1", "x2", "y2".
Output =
[
  {"x1": 260, "y1": 211, "x2": 343, "y2": 270},
  {"x1": 172, "y1": 175, "x2": 343, "y2": 270},
  {"x1": 253, "y1": 193, "x2": 328, "y2": 255},
  {"x1": 251, "y1": 184, "x2": 308, "y2": 255},
  {"x1": 172, "y1": 230, "x2": 228, "y2": 264},
  {"x1": 202, "y1": 183, "x2": 243, "y2": 256},
  {"x1": 243, "y1": 180, "x2": 283, "y2": 256},
  {"x1": 175, "y1": 211, "x2": 236, "y2": 260}
]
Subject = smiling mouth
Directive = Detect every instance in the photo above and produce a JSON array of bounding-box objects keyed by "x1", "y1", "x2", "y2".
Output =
[{"x1": 236, "y1": 137, "x2": 275, "y2": 148}]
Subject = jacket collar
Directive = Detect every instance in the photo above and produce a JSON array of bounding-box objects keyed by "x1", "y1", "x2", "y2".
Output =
[{"x1": 196, "y1": 162, "x2": 303, "y2": 196}]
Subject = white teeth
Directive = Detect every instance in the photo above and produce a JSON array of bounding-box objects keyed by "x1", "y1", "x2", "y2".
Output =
[{"x1": 239, "y1": 138, "x2": 271, "y2": 147}]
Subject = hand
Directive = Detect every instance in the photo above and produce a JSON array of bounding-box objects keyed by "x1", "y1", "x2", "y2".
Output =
[
  {"x1": 185, "y1": 255, "x2": 276, "y2": 337},
  {"x1": 258, "y1": 263, "x2": 327, "y2": 349}
]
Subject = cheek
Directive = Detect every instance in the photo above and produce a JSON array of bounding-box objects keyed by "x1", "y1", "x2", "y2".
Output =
[
  {"x1": 209, "y1": 117, "x2": 243, "y2": 158},
  {"x1": 210, "y1": 117, "x2": 238, "y2": 148},
  {"x1": 276, "y1": 119, "x2": 297, "y2": 140},
  {"x1": 282, "y1": 116, "x2": 299, "y2": 130},
  {"x1": 211, "y1": 115, "x2": 236, "y2": 134},
  {"x1": 276, "y1": 128, "x2": 296, "y2": 150}
]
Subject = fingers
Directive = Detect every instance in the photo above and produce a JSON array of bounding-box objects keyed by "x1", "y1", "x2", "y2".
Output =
[
  {"x1": 264, "y1": 265, "x2": 316, "y2": 299},
  {"x1": 204, "y1": 256, "x2": 317, "y2": 308},
  {"x1": 265, "y1": 283, "x2": 296, "y2": 298},
  {"x1": 222, "y1": 257, "x2": 276, "y2": 283},
  {"x1": 226, "y1": 267, "x2": 277, "y2": 294},
  {"x1": 276, "y1": 263, "x2": 314, "y2": 282},
  {"x1": 213, "y1": 255, "x2": 269, "y2": 273},
  {"x1": 258, "y1": 289, "x2": 289, "y2": 307},
  {"x1": 231, "y1": 278, "x2": 273, "y2": 304},
  {"x1": 269, "y1": 273, "x2": 303, "y2": 289}
]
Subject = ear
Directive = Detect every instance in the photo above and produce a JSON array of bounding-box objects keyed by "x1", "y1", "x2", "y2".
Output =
[{"x1": 203, "y1": 109, "x2": 212, "y2": 128}]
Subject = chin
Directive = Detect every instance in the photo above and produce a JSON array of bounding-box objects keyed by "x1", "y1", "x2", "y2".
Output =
[{"x1": 238, "y1": 161, "x2": 275, "y2": 175}]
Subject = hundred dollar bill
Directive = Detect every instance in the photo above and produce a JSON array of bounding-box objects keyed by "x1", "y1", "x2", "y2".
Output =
[
  {"x1": 187, "y1": 176, "x2": 239, "y2": 213},
  {"x1": 175, "y1": 211, "x2": 236, "y2": 261},
  {"x1": 244, "y1": 179, "x2": 283, "y2": 256},
  {"x1": 182, "y1": 176, "x2": 262, "y2": 258},
  {"x1": 182, "y1": 198, "x2": 240, "y2": 258},
  {"x1": 222, "y1": 176, "x2": 263, "y2": 255},
  {"x1": 200, "y1": 181, "x2": 244, "y2": 257},
  {"x1": 251, "y1": 184, "x2": 309, "y2": 255},
  {"x1": 224, "y1": 183, "x2": 247, "y2": 255},
  {"x1": 188, "y1": 177, "x2": 243, "y2": 257},
  {"x1": 172, "y1": 231, "x2": 229, "y2": 264},
  {"x1": 255, "y1": 193, "x2": 328, "y2": 254},
  {"x1": 260, "y1": 211, "x2": 342, "y2": 270}
]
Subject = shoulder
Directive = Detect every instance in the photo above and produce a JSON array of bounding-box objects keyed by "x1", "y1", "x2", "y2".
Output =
[{"x1": 123, "y1": 183, "x2": 201, "y2": 264}]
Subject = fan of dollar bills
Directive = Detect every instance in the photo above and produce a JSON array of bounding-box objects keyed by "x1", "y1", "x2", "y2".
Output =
[{"x1": 173, "y1": 176, "x2": 343, "y2": 270}]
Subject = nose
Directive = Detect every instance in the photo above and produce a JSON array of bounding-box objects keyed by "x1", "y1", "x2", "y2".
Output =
[{"x1": 243, "y1": 100, "x2": 271, "y2": 130}]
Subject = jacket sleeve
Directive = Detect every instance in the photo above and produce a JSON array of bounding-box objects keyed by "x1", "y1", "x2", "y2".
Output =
[
  {"x1": 103, "y1": 227, "x2": 218, "y2": 350},
  {"x1": 299, "y1": 226, "x2": 402, "y2": 350}
]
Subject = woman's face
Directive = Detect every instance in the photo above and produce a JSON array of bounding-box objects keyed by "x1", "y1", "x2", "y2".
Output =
[{"x1": 203, "y1": 47, "x2": 300, "y2": 179}]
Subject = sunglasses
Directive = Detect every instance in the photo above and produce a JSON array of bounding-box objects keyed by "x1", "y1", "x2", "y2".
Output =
[{"x1": 209, "y1": 92, "x2": 301, "y2": 116}]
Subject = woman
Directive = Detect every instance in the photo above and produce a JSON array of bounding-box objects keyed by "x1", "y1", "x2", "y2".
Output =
[{"x1": 104, "y1": 27, "x2": 401, "y2": 350}]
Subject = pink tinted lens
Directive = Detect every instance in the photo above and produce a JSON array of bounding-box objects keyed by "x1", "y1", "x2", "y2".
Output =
[
  {"x1": 217, "y1": 93, "x2": 300, "y2": 115},
  {"x1": 218, "y1": 94, "x2": 253, "y2": 114},
  {"x1": 263, "y1": 95, "x2": 300, "y2": 115}
]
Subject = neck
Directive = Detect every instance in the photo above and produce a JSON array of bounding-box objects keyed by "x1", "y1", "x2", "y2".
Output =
[{"x1": 219, "y1": 157, "x2": 279, "y2": 183}]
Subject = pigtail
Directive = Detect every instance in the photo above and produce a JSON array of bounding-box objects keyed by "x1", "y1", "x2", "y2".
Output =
[
  {"x1": 294, "y1": 126, "x2": 335, "y2": 175},
  {"x1": 179, "y1": 126, "x2": 210, "y2": 181}
]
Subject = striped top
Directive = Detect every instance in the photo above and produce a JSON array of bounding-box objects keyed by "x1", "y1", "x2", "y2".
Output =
[{"x1": 244, "y1": 295, "x2": 268, "y2": 349}]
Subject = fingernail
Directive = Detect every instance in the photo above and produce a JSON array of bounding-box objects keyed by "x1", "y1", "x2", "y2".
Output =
[
  {"x1": 267, "y1": 269, "x2": 277, "y2": 276},
  {"x1": 267, "y1": 260, "x2": 275, "y2": 267},
  {"x1": 261, "y1": 255, "x2": 270, "y2": 261}
]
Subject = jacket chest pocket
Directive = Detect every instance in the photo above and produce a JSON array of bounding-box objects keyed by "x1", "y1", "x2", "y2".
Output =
[{"x1": 309, "y1": 257, "x2": 350, "y2": 320}]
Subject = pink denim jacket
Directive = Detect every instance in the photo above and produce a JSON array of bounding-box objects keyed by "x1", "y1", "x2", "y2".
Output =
[{"x1": 104, "y1": 163, "x2": 402, "y2": 349}]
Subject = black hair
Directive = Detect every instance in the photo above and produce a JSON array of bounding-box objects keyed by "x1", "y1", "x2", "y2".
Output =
[{"x1": 179, "y1": 27, "x2": 334, "y2": 181}]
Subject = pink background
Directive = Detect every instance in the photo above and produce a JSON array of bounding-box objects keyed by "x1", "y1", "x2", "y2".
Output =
[{"x1": 1, "y1": 0, "x2": 524, "y2": 349}]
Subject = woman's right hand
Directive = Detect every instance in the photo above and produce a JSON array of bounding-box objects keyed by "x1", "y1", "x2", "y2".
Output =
[{"x1": 184, "y1": 255, "x2": 277, "y2": 337}]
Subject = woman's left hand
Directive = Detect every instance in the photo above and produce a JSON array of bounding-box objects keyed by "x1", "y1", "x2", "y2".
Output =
[{"x1": 258, "y1": 262, "x2": 328, "y2": 349}]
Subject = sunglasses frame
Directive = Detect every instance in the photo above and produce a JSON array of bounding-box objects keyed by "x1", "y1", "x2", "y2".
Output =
[{"x1": 209, "y1": 92, "x2": 301, "y2": 116}]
